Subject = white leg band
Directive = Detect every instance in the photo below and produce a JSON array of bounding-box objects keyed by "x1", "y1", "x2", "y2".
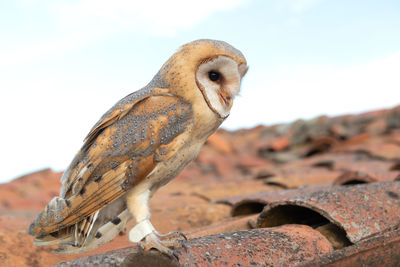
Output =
[{"x1": 129, "y1": 219, "x2": 155, "y2": 243}]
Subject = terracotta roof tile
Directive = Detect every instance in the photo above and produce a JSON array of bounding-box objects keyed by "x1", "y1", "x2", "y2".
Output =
[
  {"x1": 216, "y1": 186, "x2": 327, "y2": 216},
  {"x1": 206, "y1": 132, "x2": 233, "y2": 154},
  {"x1": 57, "y1": 225, "x2": 334, "y2": 267},
  {"x1": 298, "y1": 228, "x2": 400, "y2": 267},
  {"x1": 333, "y1": 170, "x2": 398, "y2": 185},
  {"x1": 184, "y1": 214, "x2": 257, "y2": 239},
  {"x1": 174, "y1": 225, "x2": 334, "y2": 266},
  {"x1": 262, "y1": 167, "x2": 341, "y2": 188},
  {"x1": 257, "y1": 135, "x2": 290, "y2": 152},
  {"x1": 335, "y1": 141, "x2": 400, "y2": 161},
  {"x1": 257, "y1": 182, "x2": 400, "y2": 243}
]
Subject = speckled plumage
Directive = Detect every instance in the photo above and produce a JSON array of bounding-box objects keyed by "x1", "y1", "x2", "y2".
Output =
[{"x1": 29, "y1": 39, "x2": 247, "y2": 254}]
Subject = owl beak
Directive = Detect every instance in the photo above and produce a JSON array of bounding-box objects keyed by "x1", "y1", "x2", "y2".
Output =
[
  {"x1": 218, "y1": 89, "x2": 233, "y2": 110},
  {"x1": 238, "y1": 63, "x2": 249, "y2": 78}
]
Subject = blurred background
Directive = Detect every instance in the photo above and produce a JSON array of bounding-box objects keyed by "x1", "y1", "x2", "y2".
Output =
[{"x1": 0, "y1": 0, "x2": 399, "y2": 182}]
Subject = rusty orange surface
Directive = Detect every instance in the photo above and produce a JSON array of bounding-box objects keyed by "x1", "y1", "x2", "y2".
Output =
[
  {"x1": 299, "y1": 228, "x2": 400, "y2": 267},
  {"x1": 216, "y1": 185, "x2": 327, "y2": 216},
  {"x1": 258, "y1": 181, "x2": 400, "y2": 243},
  {"x1": 175, "y1": 225, "x2": 334, "y2": 266}
]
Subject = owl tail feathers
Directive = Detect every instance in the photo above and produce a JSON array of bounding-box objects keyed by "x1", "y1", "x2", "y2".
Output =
[
  {"x1": 32, "y1": 231, "x2": 74, "y2": 247},
  {"x1": 53, "y1": 209, "x2": 132, "y2": 254},
  {"x1": 28, "y1": 196, "x2": 71, "y2": 237},
  {"x1": 29, "y1": 195, "x2": 132, "y2": 254}
]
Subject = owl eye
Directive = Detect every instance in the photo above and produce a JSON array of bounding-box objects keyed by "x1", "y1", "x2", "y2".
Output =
[{"x1": 208, "y1": 71, "x2": 220, "y2": 82}]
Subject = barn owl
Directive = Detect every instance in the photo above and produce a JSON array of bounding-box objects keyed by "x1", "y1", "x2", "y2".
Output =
[{"x1": 29, "y1": 39, "x2": 248, "y2": 256}]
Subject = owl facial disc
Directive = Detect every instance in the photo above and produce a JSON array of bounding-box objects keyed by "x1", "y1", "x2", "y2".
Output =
[{"x1": 196, "y1": 56, "x2": 245, "y2": 118}]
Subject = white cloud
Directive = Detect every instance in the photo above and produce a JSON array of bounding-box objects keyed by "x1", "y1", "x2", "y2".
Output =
[{"x1": 224, "y1": 51, "x2": 400, "y2": 129}]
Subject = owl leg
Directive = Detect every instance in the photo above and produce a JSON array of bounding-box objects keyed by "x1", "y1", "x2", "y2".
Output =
[
  {"x1": 129, "y1": 219, "x2": 183, "y2": 258},
  {"x1": 126, "y1": 188, "x2": 182, "y2": 258}
]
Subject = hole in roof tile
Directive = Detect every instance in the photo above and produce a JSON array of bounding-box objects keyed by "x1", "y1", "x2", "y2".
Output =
[
  {"x1": 255, "y1": 170, "x2": 275, "y2": 179},
  {"x1": 315, "y1": 223, "x2": 352, "y2": 249},
  {"x1": 263, "y1": 181, "x2": 289, "y2": 189},
  {"x1": 390, "y1": 162, "x2": 400, "y2": 171},
  {"x1": 333, "y1": 171, "x2": 375, "y2": 185},
  {"x1": 305, "y1": 148, "x2": 327, "y2": 157},
  {"x1": 387, "y1": 191, "x2": 399, "y2": 199},
  {"x1": 312, "y1": 160, "x2": 334, "y2": 170},
  {"x1": 259, "y1": 205, "x2": 328, "y2": 227},
  {"x1": 265, "y1": 147, "x2": 276, "y2": 152},
  {"x1": 258, "y1": 205, "x2": 351, "y2": 249},
  {"x1": 232, "y1": 201, "x2": 265, "y2": 216},
  {"x1": 341, "y1": 180, "x2": 369, "y2": 186},
  {"x1": 304, "y1": 138, "x2": 336, "y2": 158}
]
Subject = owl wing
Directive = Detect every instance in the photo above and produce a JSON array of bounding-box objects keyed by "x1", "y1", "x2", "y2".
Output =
[
  {"x1": 60, "y1": 87, "x2": 170, "y2": 197},
  {"x1": 29, "y1": 88, "x2": 193, "y2": 237},
  {"x1": 82, "y1": 87, "x2": 170, "y2": 152}
]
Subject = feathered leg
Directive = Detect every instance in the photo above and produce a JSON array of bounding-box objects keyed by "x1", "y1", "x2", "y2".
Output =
[{"x1": 126, "y1": 186, "x2": 185, "y2": 258}]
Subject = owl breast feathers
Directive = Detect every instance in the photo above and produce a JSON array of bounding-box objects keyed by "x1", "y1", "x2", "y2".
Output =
[{"x1": 29, "y1": 39, "x2": 247, "y2": 255}]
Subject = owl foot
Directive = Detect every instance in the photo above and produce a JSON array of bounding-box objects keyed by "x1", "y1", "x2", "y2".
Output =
[
  {"x1": 129, "y1": 220, "x2": 186, "y2": 259},
  {"x1": 139, "y1": 232, "x2": 181, "y2": 259}
]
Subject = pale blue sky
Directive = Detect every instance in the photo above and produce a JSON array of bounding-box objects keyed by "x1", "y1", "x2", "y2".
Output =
[{"x1": 1, "y1": 0, "x2": 399, "y2": 182}]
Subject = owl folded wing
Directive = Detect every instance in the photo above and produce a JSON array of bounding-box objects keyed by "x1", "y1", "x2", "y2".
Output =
[{"x1": 29, "y1": 90, "x2": 193, "y2": 237}]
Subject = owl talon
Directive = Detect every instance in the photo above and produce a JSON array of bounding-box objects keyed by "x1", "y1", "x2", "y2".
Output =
[
  {"x1": 178, "y1": 240, "x2": 188, "y2": 253},
  {"x1": 156, "y1": 231, "x2": 187, "y2": 241},
  {"x1": 137, "y1": 243, "x2": 144, "y2": 253},
  {"x1": 172, "y1": 250, "x2": 180, "y2": 261},
  {"x1": 139, "y1": 232, "x2": 181, "y2": 259}
]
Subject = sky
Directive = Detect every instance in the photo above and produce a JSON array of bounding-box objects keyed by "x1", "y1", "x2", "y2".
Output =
[{"x1": 1, "y1": 0, "x2": 399, "y2": 183}]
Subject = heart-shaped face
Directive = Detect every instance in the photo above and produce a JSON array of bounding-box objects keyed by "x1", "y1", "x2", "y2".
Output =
[{"x1": 196, "y1": 55, "x2": 248, "y2": 118}]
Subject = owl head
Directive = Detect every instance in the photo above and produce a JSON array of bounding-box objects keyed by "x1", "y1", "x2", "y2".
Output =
[{"x1": 156, "y1": 39, "x2": 248, "y2": 119}]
